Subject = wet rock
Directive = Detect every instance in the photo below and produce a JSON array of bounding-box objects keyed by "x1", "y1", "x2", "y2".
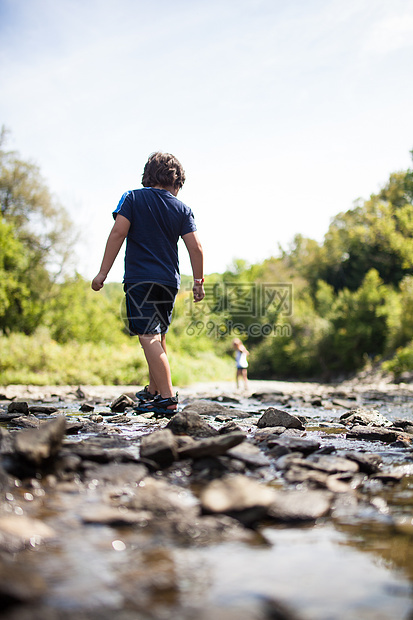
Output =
[
  {"x1": 0, "y1": 427, "x2": 13, "y2": 451},
  {"x1": 253, "y1": 428, "x2": 287, "y2": 443},
  {"x1": 83, "y1": 462, "x2": 148, "y2": 486},
  {"x1": 305, "y1": 454, "x2": 359, "y2": 474},
  {"x1": 185, "y1": 399, "x2": 251, "y2": 419},
  {"x1": 7, "y1": 415, "x2": 40, "y2": 428},
  {"x1": 274, "y1": 453, "x2": 307, "y2": 471},
  {"x1": 106, "y1": 413, "x2": 133, "y2": 424},
  {"x1": 257, "y1": 408, "x2": 305, "y2": 430},
  {"x1": 325, "y1": 473, "x2": 355, "y2": 493},
  {"x1": 227, "y1": 441, "x2": 271, "y2": 468},
  {"x1": 140, "y1": 429, "x2": 178, "y2": 468},
  {"x1": 79, "y1": 402, "x2": 95, "y2": 412},
  {"x1": 268, "y1": 489, "x2": 332, "y2": 522},
  {"x1": 189, "y1": 455, "x2": 234, "y2": 480},
  {"x1": 63, "y1": 435, "x2": 139, "y2": 463},
  {"x1": 116, "y1": 476, "x2": 198, "y2": 519},
  {"x1": 65, "y1": 420, "x2": 84, "y2": 434},
  {"x1": 13, "y1": 415, "x2": 67, "y2": 467},
  {"x1": 218, "y1": 421, "x2": 243, "y2": 434},
  {"x1": 177, "y1": 431, "x2": 246, "y2": 460},
  {"x1": 251, "y1": 391, "x2": 285, "y2": 402},
  {"x1": 75, "y1": 386, "x2": 86, "y2": 399},
  {"x1": 267, "y1": 444, "x2": 292, "y2": 459},
  {"x1": 392, "y1": 418, "x2": 413, "y2": 434},
  {"x1": 0, "y1": 515, "x2": 56, "y2": 552},
  {"x1": 346, "y1": 425, "x2": 401, "y2": 443},
  {"x1": 110, "y1": 394, "x2": 135, "y2": 412},
  {"x1": 89, "y1": 413, "x2": 104, "y2": 423},
  {"x1": 166, "y1": 410, "x2": 219, "y2": 437},
  {"x1": 0, "y1": 556, "x2": 47, "y2": 605},
  {"x1": 331, "y1": 398, "x2": 358, "y2": 409},
  {"x1": 267, "y1": 435, "x2": 320, "y2": 456},
  {"x1": 7, "y1": 401, "x2": 29, "y2": 415},
  {"x1": 182, "y1": 399, "x2": 229, "y2": 416},
  {"x1": 284, "y1": 465, "x2": 330, "y2": 487},
  {"x1": 208, "y1": 394, "x2": 242, "y2": 404},
  {"x1": 372, "y1": 464, "x2": 413, "y2": 482},
  {"x1": 200, "y1": 474, "x2": 278, "y2": 525},
  {"x1": 0, "y1": 410, "x2": 23, "y2": 423},
  {"x1": 28, "y1": 405, "x2": 58, "y2": 414},
  {"x1": 56, "y1": 453, "x2": 83, "y2": 475},
  {"x1": 340, "y1": 408, "x2": 392, "y2": 428},
  {"x1": 344, "y1": 451, "x2": 382, "y2": 474}
]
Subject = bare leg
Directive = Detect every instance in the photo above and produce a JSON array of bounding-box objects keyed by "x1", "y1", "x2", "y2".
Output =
[
  {"x1": 139, "y1": 333, "x2": 173, "y2": 398},
  {"x1": 147, "y1": 334, "x2": 168, "y2": 395},
  {"x1": 241, "y1": 368, "x2": 248, "y2": 390}
]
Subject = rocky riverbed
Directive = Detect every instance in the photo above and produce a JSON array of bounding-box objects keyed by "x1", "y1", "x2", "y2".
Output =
[{"x1": 0, "y1": 379, "x2": 413, "y2": 620}]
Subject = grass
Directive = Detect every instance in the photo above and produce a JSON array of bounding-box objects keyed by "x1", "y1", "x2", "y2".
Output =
[{"x1": 0, "y1": 328, "x2": 234, "y2": 386}]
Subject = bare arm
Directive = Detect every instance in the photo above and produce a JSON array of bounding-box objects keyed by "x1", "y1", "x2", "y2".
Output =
[
  {"x1": 91, "y1": 214, "x2": 130, "y2": 290},
  {"x1": 182, "y1": 231, "x2": 205, "y2": 302}
]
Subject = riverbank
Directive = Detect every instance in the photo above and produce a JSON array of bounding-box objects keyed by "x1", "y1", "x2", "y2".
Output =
[
  {"x1": 2, "y1": 371, "x2": 412, "y2": 401},
  {"x1": 1, "y1": 379, "x2": 412, "y2": 619}
]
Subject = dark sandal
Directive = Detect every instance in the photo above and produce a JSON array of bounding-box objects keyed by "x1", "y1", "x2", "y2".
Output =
[
  {"x1": 137, "y1": 393, "x2": 179, "y2": 416},
  {"x1": 135, "y1": 385, "x2": 157, "y2": 403}
]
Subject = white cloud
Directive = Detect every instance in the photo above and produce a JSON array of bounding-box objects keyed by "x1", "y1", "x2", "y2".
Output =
[{"x1": 363, "y1": 11, "x2": 413, "y2": 54}]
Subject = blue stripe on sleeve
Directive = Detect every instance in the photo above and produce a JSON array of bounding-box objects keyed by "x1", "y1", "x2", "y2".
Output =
[{"x1": 113, "y1": 191, "x2": 131, "y2": 219}]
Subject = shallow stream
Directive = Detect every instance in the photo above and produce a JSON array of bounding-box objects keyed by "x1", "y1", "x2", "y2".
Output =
[{"x1": 1, "y1": 381, "x2": 412, "y2": 619}]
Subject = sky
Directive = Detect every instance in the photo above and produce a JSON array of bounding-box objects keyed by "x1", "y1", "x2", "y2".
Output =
[{"x1": 1, "y1": 0, "x2": 413, "y2": 282}]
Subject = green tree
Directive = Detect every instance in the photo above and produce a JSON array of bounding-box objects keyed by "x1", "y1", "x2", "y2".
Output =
[
  {"x1": 319, "y1": 169, "x2": 413, "y2": 292},
  {"x1": 0, "y1": 128, "x2": 76, "y2": 333},
  {"x1": 318, "y1": 269, "x2": 389, "y2": 371},
  {"x1": 0, "y1": 217, "x2": 30, "y2": 332}
]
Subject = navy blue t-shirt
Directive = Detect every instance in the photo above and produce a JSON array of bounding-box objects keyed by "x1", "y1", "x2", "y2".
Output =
[{"x1": 113, "y1": 187, "x2": 197, "y2": 288}]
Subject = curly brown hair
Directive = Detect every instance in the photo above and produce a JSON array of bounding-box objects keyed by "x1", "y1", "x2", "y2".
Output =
[{"x1": 141, "y1": 152, "x2": 186, "y2": 190}]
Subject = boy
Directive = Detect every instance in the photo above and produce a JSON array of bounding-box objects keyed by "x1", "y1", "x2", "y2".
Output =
[{"x1": 91, "y1": 152, "x2": 204, "y2": 414}]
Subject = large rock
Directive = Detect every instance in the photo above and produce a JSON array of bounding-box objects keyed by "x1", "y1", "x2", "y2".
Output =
[
  {"x1": 305, "y1": 454, "x2": 359, "y2": 474},
  {"x1": 182, "y1": 399, "x2": 228, "y2": 415},
  {"x1": 257, "y1": 408, "x2": 305, "y2": 430},
  {"x1": 140, "y1": 429, "x2": 178, "y2": 468},
  {"x1": 177, "y1": 431, "x2": 245, "y2": 460},
  {"x1": 63, "y1": 435, "x2": 139, "y2": 464},
  {"x1": 340, "y1": 408, "x2": 392, "y2": 428},
  {"x1": 344, "y1": 451, "x2": 382, "y2": 474},
  {"x1": 184, "y1": 399, "x2": 251, "y2": 419},
  {"x1": 166, "y1": 410, "x2": 219, "y2": 437},
  {"x1": 200, "y1": 475, "x2": 277, "y2": 515},
  {"x1": 267, "y1": 435, "x2": 320, "y2": 456},
  {"x1": 0, "y1": 515, "x2": 56, "y2": 552},
  {"x1": 110, "y1": 393, "x2": 135, "y2": 412},
  {"x1": 13, "y1": 415, "x2": 67, "y2": 466},
  {"x1": 268, "y1": 489, "x2": 332, "y2": 522},
  {"x1": 227, "y1": 441, "x2": 271, "y2": 468},
  {"x1": 346, "y1": 425, "x2": 401, "y2": 443},
  {"x1": 7, "y1": 401, "x2": 29, "y2": 415},
  {"x1": 83, "y1": 462, "x2": 148, "y2": 486}
]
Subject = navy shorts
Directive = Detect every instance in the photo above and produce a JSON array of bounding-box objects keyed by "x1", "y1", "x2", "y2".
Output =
[{"x1": 123, "y1": 282, "x2": 178, "y2": 336}]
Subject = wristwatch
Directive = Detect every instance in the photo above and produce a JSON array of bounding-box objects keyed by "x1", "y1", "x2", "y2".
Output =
[{"x1": 194, "y1": 278, "x2": 204, "y2": 284}]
